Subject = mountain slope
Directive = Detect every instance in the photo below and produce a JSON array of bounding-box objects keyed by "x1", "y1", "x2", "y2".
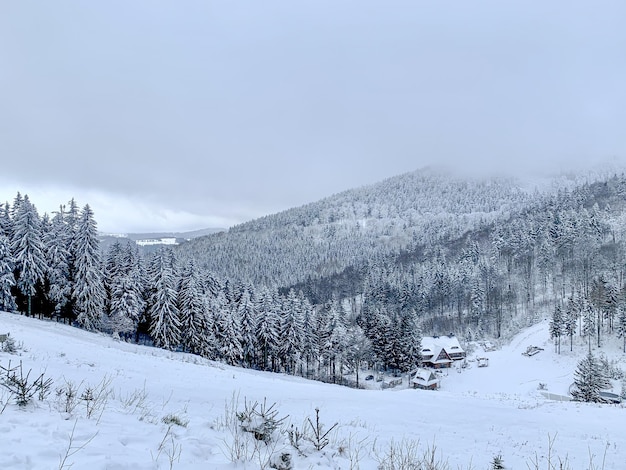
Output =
[
  {"x1": 177, "y1": 167, "x2": 531, "y2": 287},
  {"x1": 1, "y1": 311, "x2": 624, "y2": 469}
]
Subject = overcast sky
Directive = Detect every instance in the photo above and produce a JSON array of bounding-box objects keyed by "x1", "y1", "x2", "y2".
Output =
[{"x1": 1, "y1": 1, "x2": 625, "y2": 233}]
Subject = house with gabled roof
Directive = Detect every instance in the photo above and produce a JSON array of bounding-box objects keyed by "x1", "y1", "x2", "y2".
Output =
[
  {"x1": 421, "y1": 346, "x2": 453, "y2": 368},
  {"x1": 412, "y1": 368, "x2": 440, "y2": 390},
  {"x1": 420, "y1": 334, "x2": 465, "y2": 368}
]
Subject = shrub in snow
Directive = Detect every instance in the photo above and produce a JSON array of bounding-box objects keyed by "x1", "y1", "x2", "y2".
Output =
[
  {"x1": 0, "y1": 360, "x2": 52, "y2": 406},
  {"x1": 55, "y1": 380, "x2": 81, "y2": 415},
  {"x1": 2, "y1": 335, "x2": 17, "y2": 353},
  {"x1": 237, "y1": 398, "x2": 287, "y2": 444},
  {"x1": 491, "y1": 454, "x2": 505, "y2": 469},
  {"x1": 162, "y1": 412, "x2": 188, "y2": 428},
  {"x1": 304, "y1": 407, "x2": 338, "y2": 451},
  {"x1": 374, "y1": 438, "x2": 449, "y2": 470}
]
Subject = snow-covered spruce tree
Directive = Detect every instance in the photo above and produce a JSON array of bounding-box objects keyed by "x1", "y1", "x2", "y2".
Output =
[
  {"x1": 104, "y1": 240, "x2": 125, "y2": 305},
  {"x1": 177, "y1": 259, "x2": 207, "y2": 355},
  {"x1": 237, "y1": 289, "x2": 258, "y2": 368},
  {"x1": 44, "y1": 206, "x2": 72, "y2": 319},
  {"x1": 11, "y1": 195, "x2": 47, "y2": 317},
  {"x1": 11, "y1": 192, "x2": 23, "y2": 220},
  {"x1": 215, "y1": 298, "x2": 243, "y2": 365},
  {"x1": 549, "y1": 304, "x2": 564, "y2": 354},
  {"x1": 581, "y1": 296, "x2": 595, "y2": 352},
  {"x1": 617, "y1": 305, "x2": 626, "y2": 354},
  {"x1": 109, "y1": 274, "x2": 145, "y2": 339},
  {"x1": 72, "y1": 205, "x2": 106, "y2": 330},
  {"x1": 324, "y1": 298, "x2": 347, "y2": 380},
  {"x1": 396, "y1": 309, "x2": 422, "y2": 372},
  {"x1": 63, "y1": 198, "x2": 81, "y2": 316},
  {"x1": 564, "y1": 296, "x2": 578, "y2": 352},
  {"x1": 279, "y1": 289, "x2": 304, "y2": 374},
  {"x1": 0, "y1": 232, "x2": 17, "y2": 312},
  {"x1": 147, "y1": 248, "x2": 181, "y2": 350},
  {"x1": 571, "y1": 351, "x2": 611, "y2": 403},
  {"x1": 300, "y1": 297, "x2": 319, "y2": 378},
  {"x1": 0, "y1": 202, "x2": 13, "y2": 240},
  {"x1": 345, "y1": 325, "x2": 373, "y2": 388},
  {"x1": 314, "y1": 301, "x2": 332, "y2": 377},
  {"x1": 255, "y1": 287, "x2": 280, "y2": 371}
]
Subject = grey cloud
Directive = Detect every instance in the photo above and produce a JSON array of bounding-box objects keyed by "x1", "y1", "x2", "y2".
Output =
[{"x1": 1, "y1": 1, "x2": 625, "y2": 231}]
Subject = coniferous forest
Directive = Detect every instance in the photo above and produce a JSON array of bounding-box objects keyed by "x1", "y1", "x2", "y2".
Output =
[{"x1": 4, "y1": 168, "x2": 626, "y2": 387}]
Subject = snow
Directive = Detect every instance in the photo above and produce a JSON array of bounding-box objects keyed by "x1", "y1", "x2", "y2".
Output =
[{"x1": 1, "y1": 313, "x2": 625, "y2": 469}]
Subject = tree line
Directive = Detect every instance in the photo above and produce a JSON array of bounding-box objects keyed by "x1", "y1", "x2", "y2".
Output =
[{"x1": 0, "y1": 193, "x2": 421, "y2": 387}]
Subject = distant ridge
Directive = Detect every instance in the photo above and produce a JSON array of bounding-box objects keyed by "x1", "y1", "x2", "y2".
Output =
[{"x1": 99, "y1": 227, "x2": 225, "y2": 253}]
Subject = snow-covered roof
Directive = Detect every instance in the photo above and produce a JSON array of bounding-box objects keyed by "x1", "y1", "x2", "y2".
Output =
[
  {"x1": 424, "y1": 347, "x2": 453, "y2": 365},
  {"x1": 412, "y1": 368, "x2": 439, "y2": 386},
  {"x1": 421, "y1": 335, "x2": 465, "y2": 357}
]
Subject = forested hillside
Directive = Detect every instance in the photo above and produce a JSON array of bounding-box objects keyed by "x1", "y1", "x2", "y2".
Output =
[
  {"x1": 177, "y1": 168, "x2": 532, "y2": 287},
  {"x1": 3, "y1": 169, "x2": 626, "y2": 388}
]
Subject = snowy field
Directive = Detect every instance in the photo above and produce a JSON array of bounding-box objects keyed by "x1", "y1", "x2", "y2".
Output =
[{"x1": 1, "y1": 312, "x2": 625, "y2": 469}]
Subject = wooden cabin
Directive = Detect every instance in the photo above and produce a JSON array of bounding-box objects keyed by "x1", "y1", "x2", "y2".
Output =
[
  {"x1": 420, "y1": 334, "x2": 466, "y2": 368},
  {"x1": 412, "y1": 368, "x2": 440, "y2": 390}
]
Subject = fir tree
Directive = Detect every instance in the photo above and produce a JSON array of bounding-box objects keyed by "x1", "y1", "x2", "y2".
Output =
[
  {"x1": 571, "y1": 351, "x2": 610, "y2": 403},
  {"x1": 299, "y1": 297, "x2": 318, "y2": 377},
  {"x1": 616, "y1": 306, "x2": 626, "y2": 354},
  {"x1": 279, "y1": 289, "x2": 304, "y2": 374},
  {"x1": 0, "y1": 233, "x2": 17, "y2": 312},
  {"x1": 549, "y1": 305, "x2": 563, "y2": 354},
  {"x1": 72, "y1": 205, "x2": 106, "y2": 330},
  {"x1": 345, "y1": 325, "x2": 373, "y2": 388},
  {"x1": 237, "y1": 289, "x2": 258, "y2": 367},
  {"x1": 255, "y1": 288, "x2": 280, "y2": 371},
  {"x1": 564, "y1": 296, "x2": 577, "y2": 352},
  {"x1": 147, "y1": 248, "x2": 181, "y2": 350},
  {"x1": 44, "y1": 206, "x2": 72, "y2": 319},
  {"x1": 0, "y1": 202, "x2": 13, "y2": 240},
  {"x1": 109, "y1": 275, "x2": 145, "y2": 338},
  {"x1": 11, "y1": 195, "x2": 47, "y2": 316},
  {"x1": 177, "y1": 260, "x2": 207, "y2": 355},
  {"x1": 215, "y1": 298, "x2": 243, "y2": 365},
  {"x1": 581, "y1": 297, "x2": 595, "y2": 352}
]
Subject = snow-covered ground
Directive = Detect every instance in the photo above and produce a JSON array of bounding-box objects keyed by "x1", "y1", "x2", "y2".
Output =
[{"x1": 1, "y1": 313, "x2": 625, "y2": 469}]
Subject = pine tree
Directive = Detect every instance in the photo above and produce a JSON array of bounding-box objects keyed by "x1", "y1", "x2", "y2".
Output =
[
  {"x1": 299, "y1": 297, "x2": 318, "y2": 377},
  {"x1": 571, "y1": 351, "x2": 611, "y2": 403},
  {"x1": 396, "y1": 309, "x2": 422, "y2": 372},
  {"x1": 72, "y1": 205, "x2": 106, "y2": 330},
  {"x1": 237, "y1": 289, "x2": 258, "y2": 367},
  {"x1": 214, "y1": 298, "x2": 243, "y2": 365},
  {"x1": 581, "y1": 297, "x2": 595, "y2": 352},
  {"x1": 279, "y1": 289, "x2": 304, "y2": 374},
  {"x1": 147, "y1": 248, "x2": 181, "y2": 350},
  {"x1": 549, "y1": 305, "x2": 563, "y2": 354},
  {"x1": 11, "y1": 195, "x2": 47, "y2": 316},
  {"x1": 564, "y1": 296, "x2": 578, "y2": 352},
  {"x1": 370, "y1": 309, "x2": 393, "y2": 370},
  {"x1": 0, "y1": 202, "x2": 13, "y2": 240},
  {"x1": 0, "y1": 233, "x2": 17, "y2": 312},
  {"x1": 104, "y1": 241, "x2": 125, "y2": 307},
  {"x1": 109, "y1": 275, "x2": 144, "y2": 338},
  {"x1": 345, "y1": 325, "x2": 373, "y2": 388},
  {"x1": 255, "y1": 288, "x2": 280, "y2": 371},
  {"x1": 44, "y1": 206, "x2": 72, "y2": 319},
  {"x1": 616, "y1": 306, "x2": 626, "y2": 354},
  {"x1": 177, "y1": 260, "x2": 207, "y2": 355}
]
